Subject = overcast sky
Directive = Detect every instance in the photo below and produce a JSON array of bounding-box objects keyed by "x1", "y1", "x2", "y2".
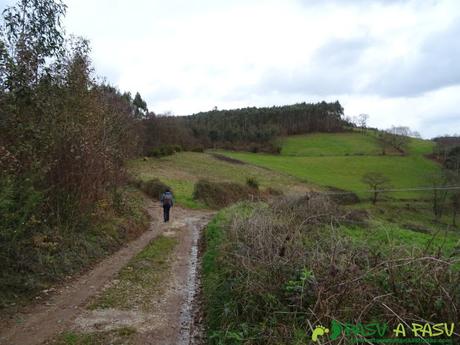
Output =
[{"x1": 1, "y1": 0, "x2": 459, "y2": 138}]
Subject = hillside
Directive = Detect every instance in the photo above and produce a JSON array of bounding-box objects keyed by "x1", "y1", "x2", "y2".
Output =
[
  {"x1": 219, "y1": 132, "x2": 439, "y2": 199},
  {"x1": 128, "y1": 152, "x2": 310, "y2": 208},
  {"x1": 195, "y1": 133, "x2": 459, "y2": 344},
  {"x1": 279, "y1": 132, "x2": 382, "y2": 156},
  {"x1": 141, "y1": 101, "x2": 347, "y2": 154}
]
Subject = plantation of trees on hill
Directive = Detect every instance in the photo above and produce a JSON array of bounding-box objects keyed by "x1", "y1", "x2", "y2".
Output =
[{"x1": 142, "y1": 101, "x2": 347, "y2": 154}]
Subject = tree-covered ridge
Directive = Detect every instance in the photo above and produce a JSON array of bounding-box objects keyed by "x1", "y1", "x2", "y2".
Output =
[{"x1": 143, "y1": 101, "x2": 347, "y2": 153}]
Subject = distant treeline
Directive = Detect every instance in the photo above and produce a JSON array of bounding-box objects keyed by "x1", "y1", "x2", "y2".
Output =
[{"x1": 142, "y1": 101, "x2": 347, "y2": 154}]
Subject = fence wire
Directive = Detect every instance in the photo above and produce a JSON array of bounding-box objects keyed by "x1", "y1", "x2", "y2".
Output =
[{"x1": 315, "y1": 186, "x2": 460, "y2": 196}]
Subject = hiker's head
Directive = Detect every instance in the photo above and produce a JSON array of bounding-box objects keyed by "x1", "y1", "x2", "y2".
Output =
[{"x1": 165, "y1": 188, "x2": 170, "y2": 193}]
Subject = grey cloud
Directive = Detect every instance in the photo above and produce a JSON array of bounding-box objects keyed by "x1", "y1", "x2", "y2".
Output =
[
  {"x1": 313, "y1": 36, "x2": 372, "y2": 69},
  {"x1": 419, "y1": 113, "x2": 460, "y2": 138},
  {"x1": 294, "y1": 0, "x2": 422, "y2": 9},
  {"x1": 250, "y1": 20, "x2": 460, "y2": 99},
  {"x1": 95, "y1": 65, "x2": 121, "y2": 86},
  {"x1": 370, "y1": 22, "x2": 460, "y2": 97},
  {"x1": 296, "y1": 0, "x2": 437, "y2": 6},
  {"x1": 253, "y1": 36, "x2": 371, "y2": 96}
]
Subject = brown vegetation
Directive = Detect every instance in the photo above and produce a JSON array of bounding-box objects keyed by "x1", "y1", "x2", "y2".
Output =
[
  {"x1": 193, "y1": 179, "x2": 260, "y2": 208},
  {"x1": 204, "y1": 194, "x2": 459, "y2": 344},
  {"x1": 0, "y1": 0, "x2": 147, "y2": 305}
]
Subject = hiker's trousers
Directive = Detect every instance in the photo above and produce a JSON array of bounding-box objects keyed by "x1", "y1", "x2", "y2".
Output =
[{"x1": 163, "y1": 205, "x2": 171, "y2": 222}]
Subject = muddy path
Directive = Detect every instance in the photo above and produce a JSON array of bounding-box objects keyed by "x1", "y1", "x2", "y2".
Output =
[{"x1": 0, "y1": 201, "x2": 215, "y2": 345}]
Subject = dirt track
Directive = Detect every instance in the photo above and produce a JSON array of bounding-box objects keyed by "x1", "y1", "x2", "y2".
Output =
[{"x1": 0, "y1": 202, "x2": 214, "y2": 345}]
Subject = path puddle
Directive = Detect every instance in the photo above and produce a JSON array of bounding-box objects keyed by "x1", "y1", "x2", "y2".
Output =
[{"x1": 178, "y1": 217, "x2": 206, "y2": 345}]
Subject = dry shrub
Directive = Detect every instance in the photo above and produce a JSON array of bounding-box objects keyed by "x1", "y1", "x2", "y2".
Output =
[
  {"x1": 227, "y1": 206, "x2": 306, "y2": 284},
  {"x1": 224, "y1": 193, "x2": 348, "y2": 280},
  {"x1": 305, "y1": 232, "x2": 459, "y2": 325},
  {"x1": 140, "y1": 178, "x2": 171, "y2": 200},
  {"x1": 193, "y1": 179, "x2": 258, "y2": 208},
  {"x1": 266, "y1": 187, "x2": 283, "y2": 196},
  {"x1": 271, "y1": 192, "x2": 343, "y2": 226},
  {"x1": 209, "y1": 194, "x2": 459, "y2": 344}
]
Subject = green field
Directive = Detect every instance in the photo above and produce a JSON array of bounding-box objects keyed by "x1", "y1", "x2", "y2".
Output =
[
  {"x1": 128, "y1": 152, "x2": 308, "y2": 208},
  {"x1": 220, "y1": 132, "x2": 439, "y2": 199},
  {"x1": 129, "y1": 133, "x2": 440, "y2": 202},
  {"x1": 279, "y1": 132, "x2": 382, "y2": 156}
]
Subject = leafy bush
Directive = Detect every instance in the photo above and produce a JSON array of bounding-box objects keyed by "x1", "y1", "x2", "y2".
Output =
[
  {"x1": 140, "y1": 178, "x2": 171, "y2": 200},
  {"x1": 147, "y1": 148, "x2": 162, "y2": 158},
  {"x1": 147, "y1": 145, "x2": 178, "y2": 158},
  {"x1": 173, "y1": 145, "x2": 183, "y2": 152}
]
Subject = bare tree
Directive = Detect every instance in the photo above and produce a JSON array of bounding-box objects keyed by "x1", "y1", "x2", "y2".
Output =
[
  {"x1": 389, "y1": 126, "x2": 410, "y2": 137},
  {"x1": 445, "y1": 147, "x2": 460, "y2": 176},
  {"x1": 357, "y1": 114, "x2": 369, "y2": 134},
  {"x1": 376, "y1": 126, "x2": 410, "y2": 155},
  {"x1": 451, "y1": 192, "x2": 460, "y2": 227},
  {"x1": 362, "y1": 172, "x2": 391, "y2": 204},
  {"x1": 411, "y1": 131, "x2": 421, "y2": 139},
  {"x1": 377, "y1": 131, "x2": 392, "y2": 155},
  {"x1": 428, "y1": 171, "x2": 450, "y2": 222}
]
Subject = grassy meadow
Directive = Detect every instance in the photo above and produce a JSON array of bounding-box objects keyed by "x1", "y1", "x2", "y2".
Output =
[
  {"x1": 219, "y1": 132, "x2": 439, "y2": 199},
  {"x1": 279, "y1": 132, "x2": 382, "y2": 156},
  {"x1": 127, "y1": 152, "x2": 309, "y2": 208}
]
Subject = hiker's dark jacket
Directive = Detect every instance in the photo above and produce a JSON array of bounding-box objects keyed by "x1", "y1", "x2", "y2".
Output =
[{"x1": 160, "y1": 192, "x2": 174, "y2": 206}]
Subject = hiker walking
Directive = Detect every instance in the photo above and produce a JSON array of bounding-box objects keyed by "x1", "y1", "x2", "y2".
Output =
[{"x1": 160, "y1": 189, "x2": 174, "y2": 222}]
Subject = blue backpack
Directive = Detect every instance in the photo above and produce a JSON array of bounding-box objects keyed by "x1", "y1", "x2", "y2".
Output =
[{"x1": 163, "y1": 192, "x2": 173, "y2": 206}]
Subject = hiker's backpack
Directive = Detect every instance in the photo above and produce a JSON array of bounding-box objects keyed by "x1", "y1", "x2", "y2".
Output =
[{"x1": 163, "y1": 193, "x2": 172, "y2": 206}]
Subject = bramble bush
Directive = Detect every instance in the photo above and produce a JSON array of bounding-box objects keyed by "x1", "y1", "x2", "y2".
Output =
[{"x1": 203, "y1": 195, "x2": 460, "y2": 344}]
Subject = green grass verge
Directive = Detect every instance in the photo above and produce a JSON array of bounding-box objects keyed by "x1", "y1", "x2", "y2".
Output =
[
  {"x1": 358, "y1": 200, "x2": 458, "y2": 231},
  {"x1": 202, "y1": 203, "x2": 259, "y2": 337},
  {"x1": 89, "y1": 235, "x2": 177, "y2": 311},
  {"x1": 342, "y1": 222, "x2": 459, "y2": 257},
  {"x1": 49, "y1": 327, "x2": 136, "y2": 345},
  {"x1": 202, "y1": 211, "x2": 228, "y2": 333}
]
